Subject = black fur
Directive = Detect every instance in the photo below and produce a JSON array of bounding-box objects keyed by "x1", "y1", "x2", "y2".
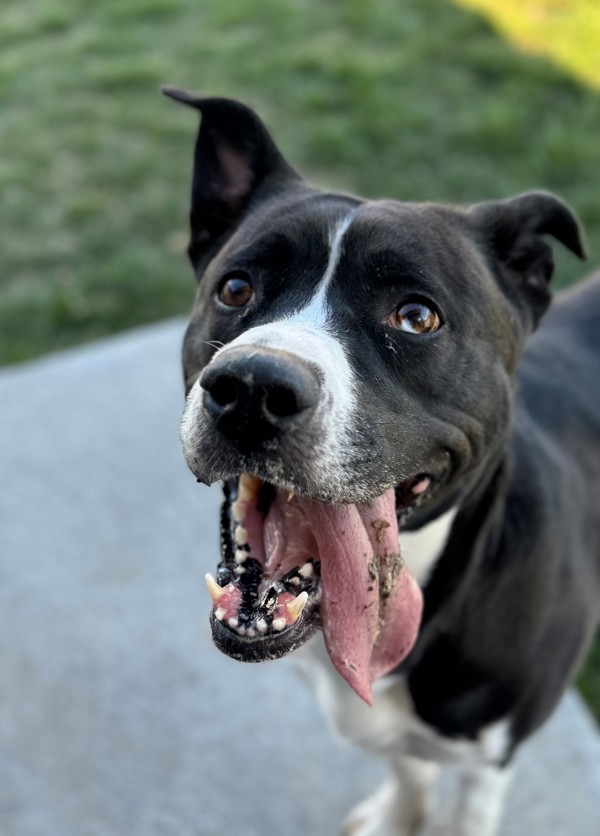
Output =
[{"x1": 165, "y1": 90, "x2": 599, "y2": 759}]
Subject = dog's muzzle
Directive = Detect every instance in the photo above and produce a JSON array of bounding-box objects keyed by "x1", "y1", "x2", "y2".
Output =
[{"x1": 186, "y1": 345, "x2": 429, "y2": 705}]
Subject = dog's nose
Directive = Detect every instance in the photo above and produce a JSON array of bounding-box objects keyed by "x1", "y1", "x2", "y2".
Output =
[{"x1": 200, "y1": 347, "x2": 321, "y2": 442}]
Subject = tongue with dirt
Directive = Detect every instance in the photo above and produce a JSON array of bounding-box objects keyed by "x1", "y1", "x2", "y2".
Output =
[{"x1": 305, "y1": 488, "x2": 423, "y2": 705}]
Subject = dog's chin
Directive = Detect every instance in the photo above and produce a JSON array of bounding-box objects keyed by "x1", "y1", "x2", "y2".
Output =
[{"x1": 204, "y1": 471, "x2": 434, "y2": 670}]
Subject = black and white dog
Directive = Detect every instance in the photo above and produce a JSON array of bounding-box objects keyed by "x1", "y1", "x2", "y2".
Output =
[{"x1": 163, "y1": 87, "x2": 600, "y2": 835}]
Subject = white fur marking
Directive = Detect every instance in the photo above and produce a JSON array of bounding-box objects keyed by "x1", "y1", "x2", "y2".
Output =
[
  {"x1": 401, "y1": 507, "x2": 458, "y2": 587},
  {"x1": 294, "y1": 634, "x2": 511, "y2": 765},
  {"x1": 292, "y1": 635, "x2": 513, "y2": 835},
  {"x1": 304, "y1": 212, "x2": 355, "y2": 317},
  {"x1": 451, "y1": 764, "x2": 512, "y2": 836},
  {"x1": 480, "y1": 719, "x2": 511, "y2": 764},
  {"x1": 182, "y1": 212, "x2": 360, "y2": 492},
  {"x1": 343, "y1": 758, "x2": 439, "y2": 836},
  {"x1": 282, "y1": 214, "x2": 355, "y2": 359}
]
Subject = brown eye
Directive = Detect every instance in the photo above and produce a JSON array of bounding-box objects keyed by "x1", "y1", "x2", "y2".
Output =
[
  {"x1": 218, "y1": 275, "x2": 254, "y2": 307},
  {"x1": 388, "y1": 301, "x2": 441, "y2": 335}
]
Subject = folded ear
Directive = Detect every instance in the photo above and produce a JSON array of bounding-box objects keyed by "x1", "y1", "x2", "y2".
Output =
[
  {"x1": 469, "y1": 191, "x2": 587, "y2": 325},
  {"x1": 162, "y1": 87, "x2": 301, "y2": 270}
]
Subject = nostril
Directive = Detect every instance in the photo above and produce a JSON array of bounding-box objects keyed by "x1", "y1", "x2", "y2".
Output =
[
  {"x1": 208, "y1": 375, "x2": 240, "y2": 409},
  {"x1": 264, "y1": 385, "x2": 301, "y2": 418},
  {"x1": 200, "y1": 347, "x2": 320, "y2": 434}
]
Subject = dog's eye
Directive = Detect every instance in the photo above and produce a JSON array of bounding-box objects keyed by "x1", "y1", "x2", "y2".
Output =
[
  {"x1": 388, "y1": 301, "x2": 441, "y2": 335},
  {"x1": 218, "y1": 274, "x2": 254, "y2": 308}
]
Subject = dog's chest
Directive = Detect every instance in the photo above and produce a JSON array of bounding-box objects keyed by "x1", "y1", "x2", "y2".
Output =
[
  {"x1": 293, "y1": 633, "x2": 510, "y2": 768},
  {"x1": 290, "y1": 508, "x2": 510, "y2": 767}
]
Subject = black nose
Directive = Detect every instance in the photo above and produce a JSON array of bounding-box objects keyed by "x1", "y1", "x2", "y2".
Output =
[{"x1": 200, "y1": 347, "x2": 321, "y2": 442}]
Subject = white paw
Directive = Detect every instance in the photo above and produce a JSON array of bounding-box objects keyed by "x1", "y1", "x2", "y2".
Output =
[{"x1": 342, "y1": 779, "x2": 426, "y2": 836}]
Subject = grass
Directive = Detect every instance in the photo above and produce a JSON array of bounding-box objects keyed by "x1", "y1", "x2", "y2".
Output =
[
  {"x1": 1, "y1": 0, "x2": 598, "y2": 717},
  {"x1": 456, "y1": 0, "x2": 600, "y2": 90}
]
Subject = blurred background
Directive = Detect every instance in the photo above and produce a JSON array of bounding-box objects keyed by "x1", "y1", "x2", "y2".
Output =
[{"x1": 1, "y1": 0, "x2": 599, "y2": 821}]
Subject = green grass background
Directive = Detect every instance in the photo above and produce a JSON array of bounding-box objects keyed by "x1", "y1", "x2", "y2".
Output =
[{"x1": 1, "y1": 0, "x2": 599, "y2": 715}]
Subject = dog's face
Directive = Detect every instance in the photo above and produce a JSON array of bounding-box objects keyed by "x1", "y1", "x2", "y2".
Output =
[{"x1": 164, "y1": 88, "x2": 585, "y2": 703}]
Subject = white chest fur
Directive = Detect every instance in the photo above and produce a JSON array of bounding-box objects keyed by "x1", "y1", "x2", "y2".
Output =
[
  {"x1": 289, "y1": 507, "x2": 512, "y2": 835},
  {"x1": 290, "y1": 506, "x2": 510, "y2": 765},
  {"x1": 400, "y1": 506, "x2": 458, "y2": 587},
  {"x1": 292, "y1": 633, "x2": 509, "y2": 766}
]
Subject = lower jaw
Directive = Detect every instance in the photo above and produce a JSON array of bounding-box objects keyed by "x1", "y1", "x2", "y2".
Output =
[{"x1": 210, "y1": 605, "x2": 321, "y2": 662}]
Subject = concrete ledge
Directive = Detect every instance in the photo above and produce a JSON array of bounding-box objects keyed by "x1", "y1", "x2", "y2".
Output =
[{"x1": 0, "y1": 322, "x2": 598, "y2": 835}]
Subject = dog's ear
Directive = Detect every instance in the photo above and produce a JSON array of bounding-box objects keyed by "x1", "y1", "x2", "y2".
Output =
[
  {"x1": 469, "y1": 191, "x2": 586, "y2": 325},
  {"x1": 162, "y1": 87, "x2": 301, "y2": 271}
]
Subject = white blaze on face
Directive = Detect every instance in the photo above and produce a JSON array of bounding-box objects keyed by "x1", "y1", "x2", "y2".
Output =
[{"x1": 181, "y1": 212, "x2": 360, "y2": 483}]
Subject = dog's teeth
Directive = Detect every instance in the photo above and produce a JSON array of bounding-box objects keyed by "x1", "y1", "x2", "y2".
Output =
[
  {"x1": 256, "y1": 618, "x2": 268, "y2": 634},
  {"x1": 214, "y1": 607, "x2": 226, "y2": 621},
  {"x1": 287, "y1": 491, "x2": 295, "y2": 503},
  {"x1": 272, "y1": 617, "x2": 286, "y2": 632},
  {"x1": 237, "y1": 625, "x2": 246, "y2": 636},
  {"x1": 234, "y1": 549, "x2": 248, "y2": 564},
  {"x1": 289, "y1": 576, "x2": 301, "y2": 586},
  {"x1": 228, "y1": 616, "x2": 239, "y2": 629},
  {"x1": 205, "y1": 573, "x2": 225, "y2": 603},
  {"x1": 239, "y1": 473, "x2": 261, "y2": 501},
  {"x1": 298, "y1": 562, "x2": 314, "y2": 579},
  {"x1": 234, "y1": 566, "x2": 246, "y2": 575},
  {"x1": 234, "y1": 526, "x2": 248, "y2": 546},
  {"x1": 231, "y1": 500, "x2": 245, "y2": 522},
  {"x1": 287, "y1": 591, "x2": 308, "y2": 623},
  {"x1": 245, "y1": 627, "x2": 256, "y2": 638}
]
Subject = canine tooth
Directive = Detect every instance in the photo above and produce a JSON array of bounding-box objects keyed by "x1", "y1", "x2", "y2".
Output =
[
  {"x1": 234, "y1": 526, "x2": 248, "y2": 546},
  {"x1": 298, "y1": 563, "x2": 314, "y2": 579},
  {"x1": 234, "y1": 566, "x2": 246, "y2": 575},
  {"x1": 235, "y1": 549, "x2": 248, "y2": 564},
  {"x1": 246, "y1": 627, "x2": 256, "y2": 638},
  {"x1": 272, "y1": 617, "x2": 286, "y2": 632},
  {"x1": 256, "y1": 618, "x2": 268, "y2": 634},
  {"x1": 205, "y1": 573, "x2": 225, "y2": 603},
  {"x1": 239, "y1": 473, "x2": 261, "y2": 501},
  {"x1": 290, "y1": 576, "x2": 301, "y2": 587},
  {"x1": 287, "y1": 591, "x2": 308, "y2": 623},
  {"x1": 228, "y1": 616, "x2": 239, "y2": 629},
  {"x1": 231, "y1": 500, "x2": 245, "y2": 522},
  {"x1": 287, "y1": 491, "x2": 295, "y2": 502},
  {"x1": 215, "y1": 607, "x2": 226, "y2": 621}
]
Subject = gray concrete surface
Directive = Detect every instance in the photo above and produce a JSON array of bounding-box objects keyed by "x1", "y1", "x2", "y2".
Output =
[{"x1": 0, "y1": 320, "x2": 599, "y2": 836}]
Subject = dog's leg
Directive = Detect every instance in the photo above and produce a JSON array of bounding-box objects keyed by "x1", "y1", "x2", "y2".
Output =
[
  {"x1": 445, "y1": 764, "x2": 512, "y2": 836},
  {"x1": 293, "y1": 637, "x2": 440, "y2": 835},
  {"x1": 343, "y1": 755, "x2": 439, "y2": 836}
]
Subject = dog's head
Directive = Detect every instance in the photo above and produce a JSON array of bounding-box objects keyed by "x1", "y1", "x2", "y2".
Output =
[{"x1": 163, "y1": 88, "x2": 585, "y2": 703}]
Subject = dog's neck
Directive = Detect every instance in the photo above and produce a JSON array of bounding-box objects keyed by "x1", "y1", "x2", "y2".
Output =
[{"x1": 401, "y1": 443, "x2": 510, "y2": 592}]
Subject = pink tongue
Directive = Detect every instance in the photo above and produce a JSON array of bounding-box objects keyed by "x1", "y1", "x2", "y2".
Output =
[{"x1": 306, "y1": 489, "x2": 423, "y2": 705}]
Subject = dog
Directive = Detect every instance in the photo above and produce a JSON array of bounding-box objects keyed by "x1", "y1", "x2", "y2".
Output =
[{"x1": 162, "y1": 86, "x2": 600, "y2": 835}]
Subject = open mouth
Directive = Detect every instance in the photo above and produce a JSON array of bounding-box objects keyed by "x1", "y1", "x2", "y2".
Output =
[
  {"x1": 205, "y1": 473, "x2": 428, "y2": 704},
  {"x1": 206, "y1": 474, "x2": 323, "y2": 662}
]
